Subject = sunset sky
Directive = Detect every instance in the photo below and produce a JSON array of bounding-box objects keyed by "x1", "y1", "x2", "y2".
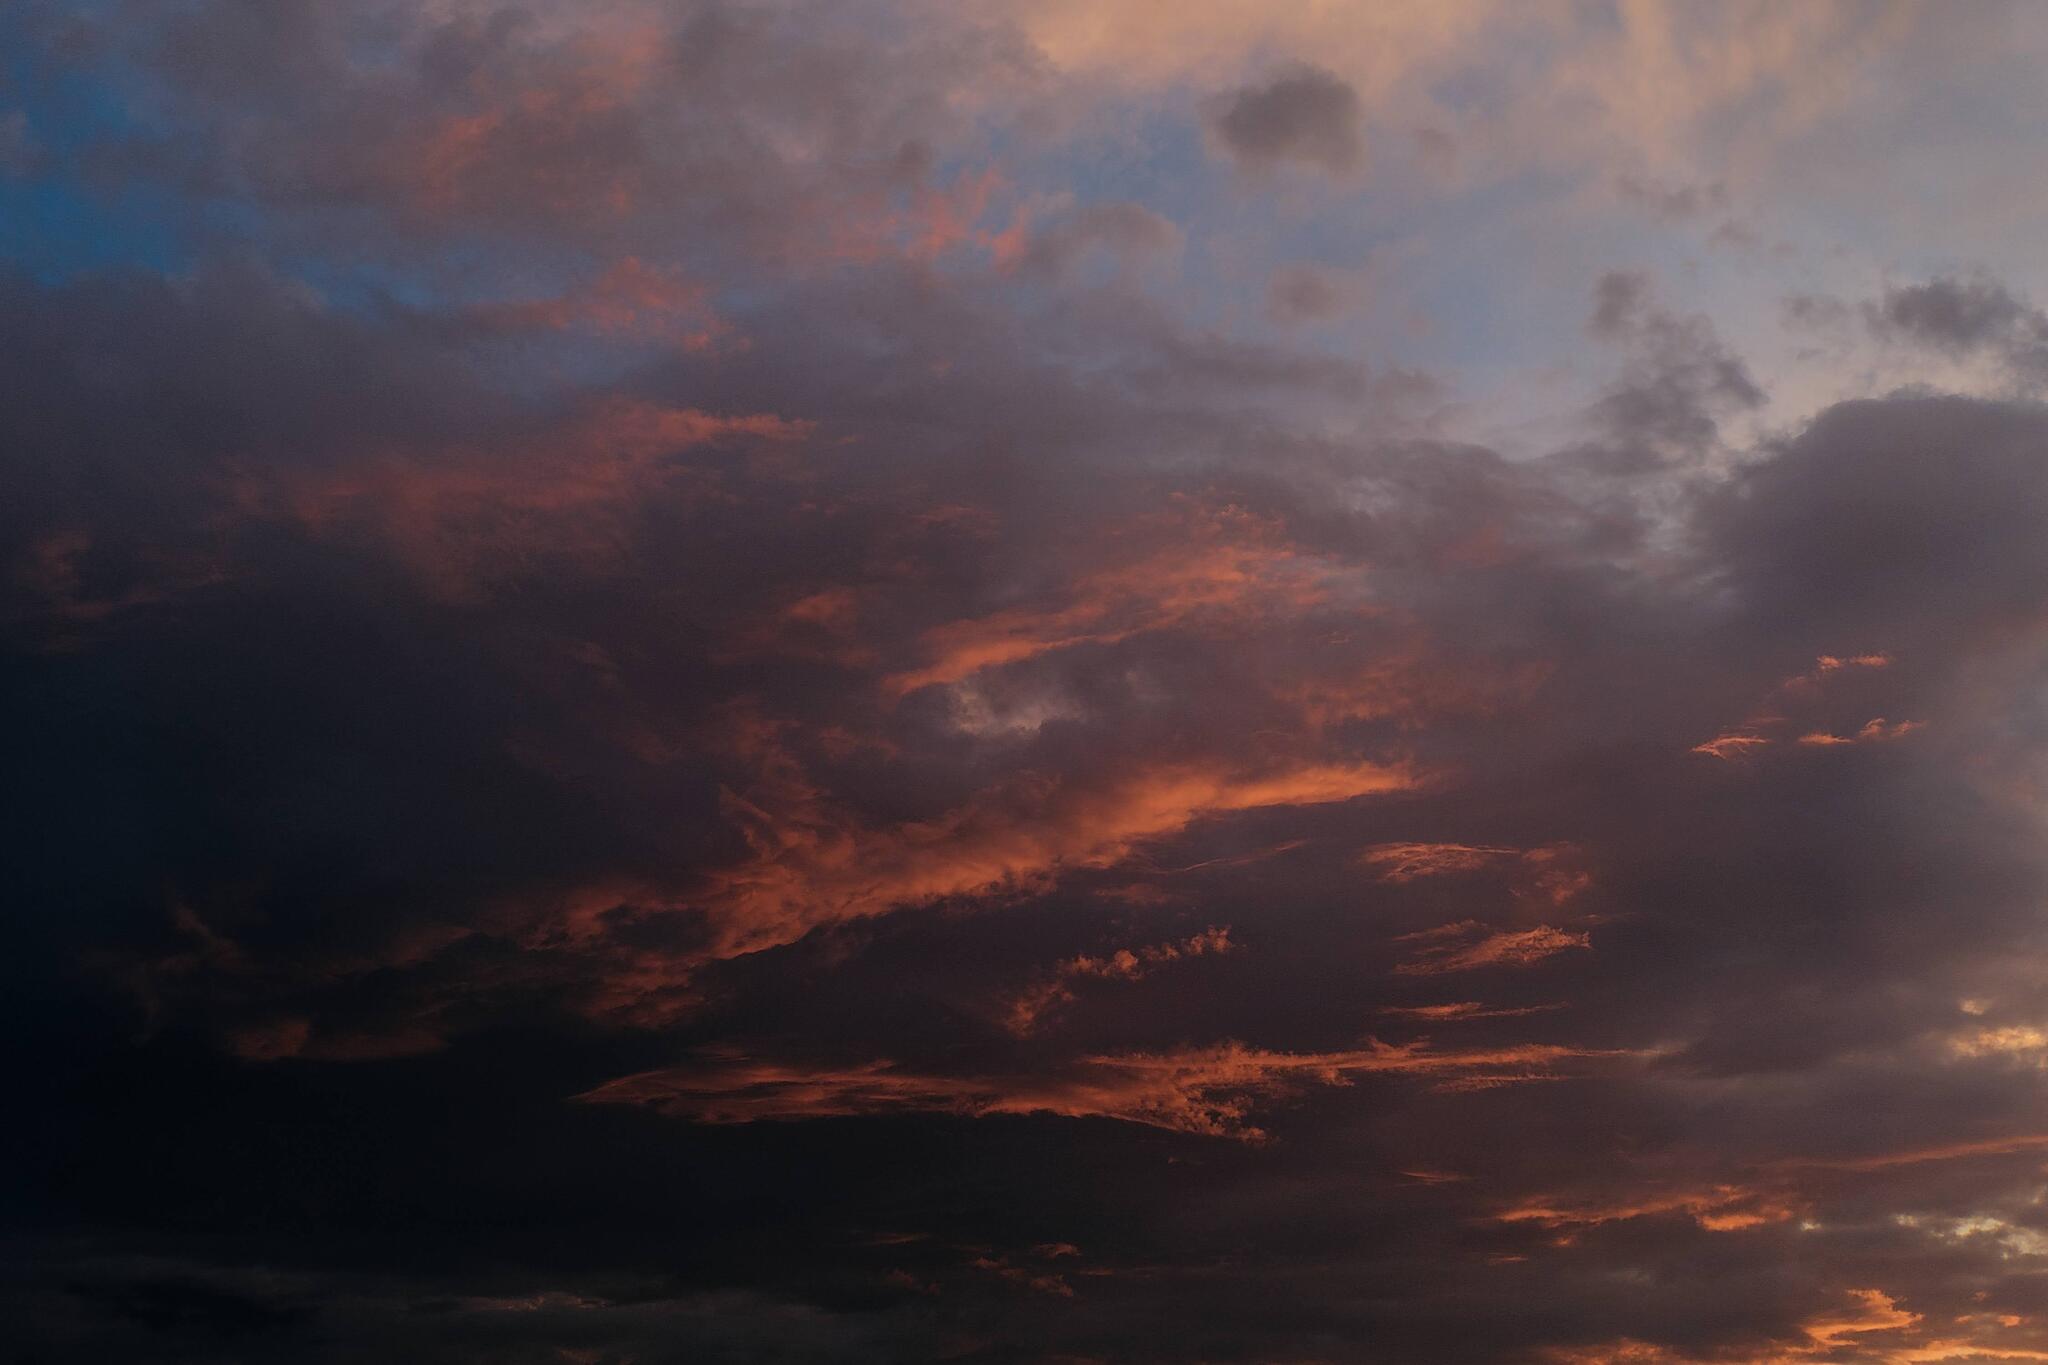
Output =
[{"x1": 14, "y1": 3, "x2": 2048, "y2": 1361}]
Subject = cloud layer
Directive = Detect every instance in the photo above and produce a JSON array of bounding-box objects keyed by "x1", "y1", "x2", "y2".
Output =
[{"x1": 11, "y1": 2, "x2": 2048, "y2": 1361}]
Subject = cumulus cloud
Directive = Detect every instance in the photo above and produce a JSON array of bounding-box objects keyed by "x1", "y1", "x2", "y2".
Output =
[{"x1": 1868, "y1": 275, "x2": 2048, "y2": 386}]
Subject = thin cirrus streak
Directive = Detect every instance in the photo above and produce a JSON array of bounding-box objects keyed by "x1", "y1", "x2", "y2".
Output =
[
  {"x1": 1489, "y1": 1129, "x2": 2048, "y2": 1248},
  {"x1": 574, "y1": 1038, "x2": 1640, "y2": 1141},
  {"x1": 1690, "y1": 730, "x2": 1772, "y2": 760},
  {"x1": 1360, "y1": 840, "x2": 1593, "y2": 907},
  {"x1": 1358, "y1": 841, "x2": 1525, "y2": 881},
  {"x1": 1379, "y1": 1001, "x2": 1563, "y2": 1021},
  {"x1": 1493, "y1": 1184, "x2": 1804, "y2": 1234},
  {"x1": 690, "y1": 749, "x2": 1422, "y2": 964},
  {"x1": 1392, "y1": 922, "x2": 1592, "y2": 975},
  {"x1": 881, "y1": 511, "x2": 1347, "y2": 697},
  {"x1": 1002, "y1": 925, "x2": 1236, "y2": 1036}
]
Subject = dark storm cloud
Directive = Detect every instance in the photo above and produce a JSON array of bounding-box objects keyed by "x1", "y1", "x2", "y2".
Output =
[
  {"x1": 14, "y1": 3, "x2": 2048, "y2": 1362},
  {"x1": 1203, "y1": 63, "x2": 1365, "y2": 176}
]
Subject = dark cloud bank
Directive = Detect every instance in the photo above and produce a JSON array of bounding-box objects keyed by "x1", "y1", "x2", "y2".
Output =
[{"x1": 9, "y1": 4, "x2": 2048, "y2": 1363}]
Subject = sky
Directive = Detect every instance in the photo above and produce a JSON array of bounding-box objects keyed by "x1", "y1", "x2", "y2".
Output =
[{"x1": 11, "y1": 2, "x2": 2048, "y2": 1361}]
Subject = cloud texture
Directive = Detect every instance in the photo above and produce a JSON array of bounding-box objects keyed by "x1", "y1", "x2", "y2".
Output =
[{"x1": 11, "y1": 2, "x2": 2048, "y2": 1360}]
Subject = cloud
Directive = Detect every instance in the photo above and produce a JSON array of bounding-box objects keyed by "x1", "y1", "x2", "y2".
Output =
[
  {"x1": 1567, "y1": 271, "x2": 1765, "y2": 472},
  {"x1": 1393, "y1": 922, "x2": 1592, "y2": 975},
  {"x1": 1496, "y1": 1183, "x2": 1800, "y2": 1234},
  {"x1": 257, "y1": 400, "x2": 813, "y2": 598},
  {"x1": 1203, "y1": 63, "x2": 1365, "y2": 176},
  {"x1": 19, "y1": 5, "x2": 2048, "y2": 1362},
  {"x1": 576, "y1": 1037, "x2": 1632, "y2": 1141},
  {"x1": 1008, "y1": 201, "x2": 1182, "y2": 278},
  {"x1": 1003, "y1": 925, "x2": 1235, "y2": 1034},
  {"x1": 1797, "y1": 717, "x2": 1923, "y2": 747},
  {"x1": 691, "y1": 749, "x2": 1420, "y2": 964},
  {"x1": 1690, "y1": 730, "x2": 1770, "y2": 760},
  {"x1": 880, "y1": 507, "x2": 1342, "y2": 696},
  {"x1": 1360, "y1": 841, "x2": 1523, "y2": 881}
]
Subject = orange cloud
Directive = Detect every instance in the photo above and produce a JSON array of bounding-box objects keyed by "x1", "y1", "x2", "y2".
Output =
[
  {"x1": 476, "y1": 257, "x2": 731, "y2": 350},
  {"x1": 1360, "y1": 842, "x2": 1521, "y2": 881},
  {"x1": 505, "y1": 727, "x2": 1420, "y2": 1026},
  {"x1": 1803, "y1": 1289, "x2": 1919, "y2": 1349},
  {"x1": 1775, "y1": 1132, "x2": 2048, "y2": 1174},
  {"x1": 1361, "y1": 841, "x2": 1591, "y2": 907},
  {"x1": 1535, "y1": 1287, "x2": 1989, "y2": 1364},
  {"x1": 1379, "y1": 1001, "x2": 1561, "y2": 1021},
  {"x1": 1537, "y1": 1343, "x2": 1699, "y2": 1365},
  {"x1": 698, "y1": 726, "x2": 1420, "y2": 962},
  {"x1": 1277, "y1": 651, "x2": 1547, "y2": 729},
  {"x1": 577, "y1": 1038, "x2": 1632, "y2": 1142},
  {"x1": 1394, "y1": 921, "x2": 1590, "y2": 975},
  {"x1": 883, "y1": 508, "x2": 1342, "y2": 696},
  {"x1": 1691, "y1": 730, "x2": 1770, "y2": 760},
  {"x1": 1785, "y1": 652, "x2": 1893, "y2": 693},
  {"x1": 1798, "y1": 717, "x2": 1924, "y2": 746},
  {"x1": 1695, "y1": 650, "x2": 1907, "y2": 761},
  {"x1": 1004, "y1": 926, "x2": 1236, "y2": 1035},
  {"x1": 810, "y1": 165, "x2": 1035, "y2": 268},
  {"x1": 260, "y1": 400, "x2": 811, "y2": 596},
  {"x1": 1497, "y1": 1183, "x2": 1801, "y2": 1234},
  {"x1": 715, "y1": 586, "x2": 881, "y2": 669}
]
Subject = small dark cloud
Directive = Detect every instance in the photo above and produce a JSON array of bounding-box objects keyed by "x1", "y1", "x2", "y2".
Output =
[
  {"x1": 1874, "y1": 276, "x2": 2030, "y2": 349},
  {"x1": 1588, "y1": 269, "x2": 1652, "y2": 338},
  {"x1": 1204, "y1": 63, "x2": 1364, "y2": 176}
]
